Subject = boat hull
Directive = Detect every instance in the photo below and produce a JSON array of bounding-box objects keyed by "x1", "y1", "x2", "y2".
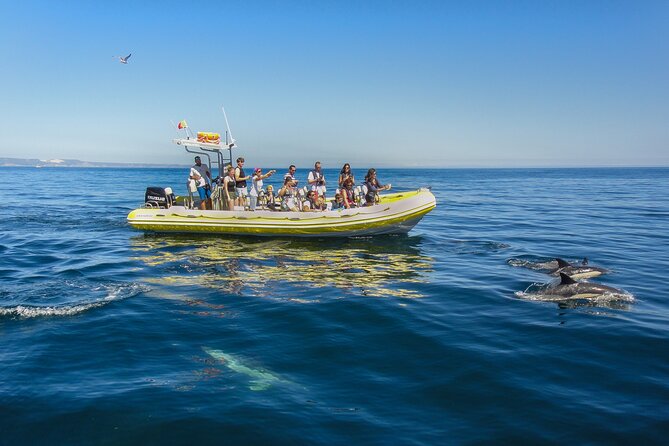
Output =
[{"x1": 127, "y1": 188, "x2": 436, "y2": 237}]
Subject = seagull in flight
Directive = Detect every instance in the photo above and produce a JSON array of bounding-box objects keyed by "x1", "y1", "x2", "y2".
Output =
[{"x1": 115, "y1": 53, "x2": 132, "y2": 64}]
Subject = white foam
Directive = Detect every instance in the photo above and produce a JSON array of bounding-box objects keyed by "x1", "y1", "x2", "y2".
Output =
[
  {"x1": 0, "y1": 302, "x2": 105, "y2": 318},
  {"x1": 0, "y1": 283, "x2": 148, "y2": 319}
]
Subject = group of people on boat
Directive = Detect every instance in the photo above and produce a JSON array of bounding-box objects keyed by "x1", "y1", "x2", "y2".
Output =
[{"x1": 187, "y1": 156, "x2": 391, "y2": 212}]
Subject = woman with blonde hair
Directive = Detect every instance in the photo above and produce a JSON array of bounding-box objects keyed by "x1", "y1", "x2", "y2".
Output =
[{"x1": 223, "y1": 166, "x2": 237, "y2": 210}]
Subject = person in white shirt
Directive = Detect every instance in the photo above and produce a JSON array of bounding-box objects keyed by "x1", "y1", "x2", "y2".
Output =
[
  {"x1": 308, "y1": 161, "x2": 327, "y2": 199},
  {"x1": 189, "y1": 167, "x2": 210, "y2": 210},
  {"x1": 278, "y1": 176, "x2": 298, "y2": 211},
  {"x1": 249, "y1": 167, "x2": 276, "y2": 210}
]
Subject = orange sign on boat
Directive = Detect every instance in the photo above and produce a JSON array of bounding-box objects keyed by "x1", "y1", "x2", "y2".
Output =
[{"x1": 197, "y1": 132, "x2": 220, "y2": 145}]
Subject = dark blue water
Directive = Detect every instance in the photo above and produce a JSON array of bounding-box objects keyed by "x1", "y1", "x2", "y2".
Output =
[{"x1": 1, "y1": 167, "x2": 668, "y2": 444}]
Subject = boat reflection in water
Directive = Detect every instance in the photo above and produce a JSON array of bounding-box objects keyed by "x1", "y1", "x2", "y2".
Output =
[{"x1": 130, "y1": 235, "x2": 433, "y2": 301}]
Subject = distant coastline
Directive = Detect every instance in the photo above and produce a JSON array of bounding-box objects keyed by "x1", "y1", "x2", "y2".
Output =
[
  {"x1": 0, "y1": 157, "x2": 182, "y2": 169},
  {"x1": 1, "y1": 157, "x2": 666, "y2": 170}
]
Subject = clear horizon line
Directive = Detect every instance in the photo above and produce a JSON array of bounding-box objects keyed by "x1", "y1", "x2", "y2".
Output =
[
  {"x1": 3, "y1": 156, "x2": 668, "y2": 169},
  {"x1": 3, "y1": 164, "x2": 669, "y2": 170}
]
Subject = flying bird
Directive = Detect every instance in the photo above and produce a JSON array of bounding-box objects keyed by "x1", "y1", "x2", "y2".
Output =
[{"x1": 115, "y1": 53, "x2": 132, "y2": 64}]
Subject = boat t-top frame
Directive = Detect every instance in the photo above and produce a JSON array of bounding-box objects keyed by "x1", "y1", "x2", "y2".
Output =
[
  {"x1": 173, "y1": 107, "x2": 237, "y2": 179},
  {"x1": 173, "y1": 131, "x2": 235, "y2": 180}
]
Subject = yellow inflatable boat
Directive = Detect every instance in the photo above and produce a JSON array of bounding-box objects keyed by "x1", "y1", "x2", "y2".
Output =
[
  {"x1": 127, "y1": 188, "x2": 436, "y2": 237},
  {"x1": 128, "y1": 125, "x2": 436, "y2": 237}
]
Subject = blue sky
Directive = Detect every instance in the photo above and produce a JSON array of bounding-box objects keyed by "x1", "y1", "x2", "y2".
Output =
[{"x1": 1, "y1": 0, "x2": 668, "y2": 167}]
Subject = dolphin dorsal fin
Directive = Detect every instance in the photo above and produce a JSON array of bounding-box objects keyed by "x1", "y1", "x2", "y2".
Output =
[
  {"x1": 582, "y1": 257, "x2": 589, "y2": 265},
  {"x1": 560, "y1": 272, "x2": 578, "y2": 285},
  {"x1": 556, "y1": 258, "x2": 570, "y2": 268}
]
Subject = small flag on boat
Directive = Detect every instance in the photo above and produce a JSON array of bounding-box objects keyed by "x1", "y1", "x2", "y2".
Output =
[{"x1": 177, "y1": 120, "x2": 188, "y2": 129}]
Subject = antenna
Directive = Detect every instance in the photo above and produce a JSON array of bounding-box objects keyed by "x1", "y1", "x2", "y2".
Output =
[{"x1": 221, "y1": 106, "x2": 236, "y2": 148}]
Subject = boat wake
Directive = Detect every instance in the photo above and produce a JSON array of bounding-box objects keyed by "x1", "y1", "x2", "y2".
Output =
[{"x1": 0, "y1": 280, "x2": 148, "y2": 319}]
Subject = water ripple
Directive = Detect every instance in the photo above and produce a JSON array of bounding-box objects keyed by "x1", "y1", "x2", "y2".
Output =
[{"x1": 1, "y1": 167, "x2": 668, "y2": 444}]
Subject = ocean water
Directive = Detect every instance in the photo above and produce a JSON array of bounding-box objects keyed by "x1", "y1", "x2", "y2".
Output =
[{"x1": 1, "y1": 166, "x2": 668, "y2": 444}]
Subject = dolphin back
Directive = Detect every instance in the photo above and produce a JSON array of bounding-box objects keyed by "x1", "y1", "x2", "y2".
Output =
[
  {"x1": 556, "y1": 258, "x2": 571, "y2": 268},
  {"x1": 559, "y1": 272, "x2": 578, "y2": 285}
]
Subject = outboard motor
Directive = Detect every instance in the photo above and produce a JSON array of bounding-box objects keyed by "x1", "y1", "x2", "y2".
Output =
[{"x1": 145, "y1": 187, "x2": 174, "y2": 208}]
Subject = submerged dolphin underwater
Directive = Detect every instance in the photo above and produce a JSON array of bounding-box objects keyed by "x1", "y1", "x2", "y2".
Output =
[{"x1": 203, "y1": 347, "x2": 283, "y2": 391}]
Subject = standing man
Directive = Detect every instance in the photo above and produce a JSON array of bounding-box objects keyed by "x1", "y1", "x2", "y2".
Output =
[
  {"x1": 191, "y1": 156, "x2": 212, "y2": 210},
  {"x1": 284, "y1": 164, "x2": 298, "y2": 188},
  {"x1": 234, "y1": 157, "x2": 251, "y2": 207},
  {"x1": 192, "y1": 156, "x2": 212, "y2": 186},
  {"x1": 189, "y1": 168, "x2": 210, "y2": 210},
  {"x1": 308, "y1": 161, "x2": 327, "y2": 199}
]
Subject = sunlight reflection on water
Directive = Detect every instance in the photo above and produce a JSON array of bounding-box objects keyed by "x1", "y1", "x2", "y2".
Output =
[{"x1": 131, "y1": 235, "x2": 434, "y2": 300}]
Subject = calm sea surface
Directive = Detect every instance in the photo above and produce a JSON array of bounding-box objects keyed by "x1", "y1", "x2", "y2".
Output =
[{"x1": 1, "y1": 167, "x2": 668, "y2": 444}]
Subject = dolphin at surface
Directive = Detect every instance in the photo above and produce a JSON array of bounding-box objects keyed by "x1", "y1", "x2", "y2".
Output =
[
  {"x1": 519, "y1": 273, "x2": 631, "y2": 302},
  {"x1": 507, "y1": 257, "x2": 609, "y2": 279},
  {"x1": 507, "y1": 257, "x2": 560, "y2": 271},
  {"x1": 202, "y1": 347, "x2": 282, "y2": 391},
  {"x1": 549, "y1": 258, "x2": 609, "y2": 279}
]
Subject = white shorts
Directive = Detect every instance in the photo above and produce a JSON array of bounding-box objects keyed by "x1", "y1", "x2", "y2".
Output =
[{"x1": 236, "y1": 187, "x2": 248, "y2": 197}]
